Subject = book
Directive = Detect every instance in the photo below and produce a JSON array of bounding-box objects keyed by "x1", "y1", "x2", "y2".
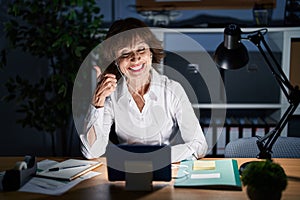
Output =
[
  {"x1": 174, "y1": 159, "x2": 242, "y2": 190},
  {"x1": 36, "y1": 159, "x2": 102, "y2": 181}
]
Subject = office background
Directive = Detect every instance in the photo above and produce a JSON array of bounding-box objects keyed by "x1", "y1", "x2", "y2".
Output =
[{"x1": 0, "y1": 0, "x2": 299, "y2": 157}]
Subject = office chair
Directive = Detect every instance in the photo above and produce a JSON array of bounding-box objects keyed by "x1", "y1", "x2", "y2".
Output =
[
  {"x1": 109, "y1": 123, "x2": 119, "y2": 144},
  {"x1": 288, "y1": 115, "x2": 300, "y2": 137},
  {"x1": 224, "y1": 136, "x2": 300, "y2": 158}
]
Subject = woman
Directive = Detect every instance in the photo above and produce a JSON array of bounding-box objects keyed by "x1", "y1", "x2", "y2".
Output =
[{"x1": 80, "y1": 18, "x2": 208, "y2": 163}]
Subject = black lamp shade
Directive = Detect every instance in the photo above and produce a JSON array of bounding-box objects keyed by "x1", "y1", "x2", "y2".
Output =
[
  {"x1": 214, "y1": 42, "x2": 249, "y2": 70},
  {"x1": 213, "y1": 24, "x2": 249, "y2": 70}
]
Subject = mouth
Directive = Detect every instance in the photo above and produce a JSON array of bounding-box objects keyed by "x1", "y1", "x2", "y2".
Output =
[{"x1": 129, "y1": 63, "x2": 144, "y2": 72}]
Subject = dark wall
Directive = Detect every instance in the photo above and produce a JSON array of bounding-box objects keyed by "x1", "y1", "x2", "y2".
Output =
[{"x1": 0, "y1": 0, "x2": 290, "y2": 156}]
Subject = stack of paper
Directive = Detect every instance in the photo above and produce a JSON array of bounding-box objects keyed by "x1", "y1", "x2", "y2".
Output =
[
  {"x1": 20, "y1": 159, "x2": 102, "y2": 195},
  {"x1": 36, "y1": 159, "x2": 102, "y2": 181}
]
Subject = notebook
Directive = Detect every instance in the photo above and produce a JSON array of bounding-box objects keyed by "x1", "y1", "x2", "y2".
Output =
[
  {"x1": 174, "y1": 159, "x2": 242, "y2": 190},
  {"x1": 36, "y1": 159, "x2": 102, "y2": 181}
]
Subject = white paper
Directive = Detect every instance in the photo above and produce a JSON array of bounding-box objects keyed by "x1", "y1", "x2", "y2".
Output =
[
  {"x1": 19, "y1": 170, "x2": 100, "y2": 195},
  {"x1": 37, "y1": 159, "x2": 59, "y2": 170},
  {"x1": 190, "y1": 173, "x2": 221, "y2": 179},
  {"x1": 36, "y1": 159, "x2": 101, "y2": 180},
  {"x1": 15, "y1": 159, "x2": 101, "y2": 195}
]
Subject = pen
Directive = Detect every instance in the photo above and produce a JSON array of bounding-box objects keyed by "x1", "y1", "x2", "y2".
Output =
[{"x1": 48, "y1": 164, "x2": 88, "y2": 172}]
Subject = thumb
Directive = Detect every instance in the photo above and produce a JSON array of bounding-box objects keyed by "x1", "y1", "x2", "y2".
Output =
[{"x1": 93, "y1": 65, "x2": 102, "y2": 79}]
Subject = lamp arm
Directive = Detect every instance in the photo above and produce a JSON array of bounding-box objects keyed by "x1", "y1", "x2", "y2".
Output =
[
  {"x1": 256, "y1": 103, "x2": 299, "y2": 159},
  {"x1": 247, "y1": 32, "x2": 293, "y2": 99},
  {"x1": 246, "y1": 31, "x2": 300, "y2": 159},
  {"x1": 260, "y1": 34, "x2": 294, "y2": 92}
]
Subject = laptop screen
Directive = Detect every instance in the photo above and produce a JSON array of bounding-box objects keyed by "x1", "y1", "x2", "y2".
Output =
[{"x1": 106, "y1": 144, "x2": 171, "y2": 182}]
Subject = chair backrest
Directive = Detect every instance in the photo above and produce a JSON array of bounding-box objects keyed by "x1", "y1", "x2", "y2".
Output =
[{"x1": 224, "y1": 136, "x2": 300, "y2": 158}]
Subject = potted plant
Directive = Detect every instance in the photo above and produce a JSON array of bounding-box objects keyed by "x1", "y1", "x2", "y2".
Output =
[
  {"x1": 1, "y1": 0, "x2": 105, "y2": 155},
  {"x1": 241, "y1": 160, "x2": 287, "y2": 200}
]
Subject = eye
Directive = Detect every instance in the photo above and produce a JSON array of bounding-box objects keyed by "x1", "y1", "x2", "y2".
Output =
[
  {"x1": 120, "y1": 52, "x2": 130, "y2": 58},
  {"x1": 137, "y1": 47, "x2": 146, "y2": 53}
]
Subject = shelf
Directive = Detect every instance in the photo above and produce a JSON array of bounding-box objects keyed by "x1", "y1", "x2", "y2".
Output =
[
  {"x1": 157, "y1": 27, "x2": 300, "y2": 137},
  {"x1": 192, "y1": 104, "x2": 282, "y2": 109},
  {"x1": 136, "y1": 0, "x2": 276, "y2": 10},
  {"x1": 152, "y1": 27, "x2": 300, "y2": 34}
]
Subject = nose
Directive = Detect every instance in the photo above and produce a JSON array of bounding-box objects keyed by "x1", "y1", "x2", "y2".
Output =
[{"x1": 130, "y1": 51, "x2": 141, "y2": 62}]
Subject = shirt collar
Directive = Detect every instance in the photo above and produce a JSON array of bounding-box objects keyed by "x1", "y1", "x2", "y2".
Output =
[{"x1": 115, "y1": 69, "x2": 161, "y2": 103}]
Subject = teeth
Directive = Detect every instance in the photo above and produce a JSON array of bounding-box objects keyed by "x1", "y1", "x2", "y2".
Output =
[{"x1": 130, "y1": 64, "x2": 143, "y2": 71}]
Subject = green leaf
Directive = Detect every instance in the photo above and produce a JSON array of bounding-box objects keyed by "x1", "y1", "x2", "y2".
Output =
[
  {"x1": 3, "y1": 0, "x2": 104, "y2": 136},
  {"x1": 93, "y1": 7, "x2": 100, "y2": 14},
  {"x1": 2, "y1": 94, "x2": 16, "y2": 102},
  {"x1": 58, "y1": 84, "x2": 67, "y2": 97},
  {"x1": 69, "y1": 9, "x2": 77, "y2": 20},
  {"x1": 11, "y1": 4, "x2": 20, "y2": 16},
  {"x1": 74, "y1": 46, "x2": 86, "y2": 57}
]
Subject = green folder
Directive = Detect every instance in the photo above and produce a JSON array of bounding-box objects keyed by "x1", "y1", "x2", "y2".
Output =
[{"x1": 174, "y1": 159, "x2": 242, "y2": 191}]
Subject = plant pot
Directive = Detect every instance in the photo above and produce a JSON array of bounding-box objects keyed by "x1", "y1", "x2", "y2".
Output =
[{"x1": 246, "y1": 185, "x2": 282, "y2": 200}]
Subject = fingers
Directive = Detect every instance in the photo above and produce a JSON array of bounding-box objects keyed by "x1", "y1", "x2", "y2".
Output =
[
  {"x1": 97, "y1": 76, "x2": 117, "y2": 94},
  {"x1": 94, "y1": 65, "x2": 117, "y2": 84},
  {"x1": 93, "y1": 66, "x2": 102, "y2": 79},
  {"x1": 102, "y1": 74, "x2": 117, "y2": 81},
  {"x1": 103, "y1": 73, "x2": 116, "y2": 79},
  {"x1": 92, "y1": 75, "x2": 117, "y2": 108}
]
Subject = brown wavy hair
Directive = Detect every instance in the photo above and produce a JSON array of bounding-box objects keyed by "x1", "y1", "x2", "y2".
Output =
[{"x1": 99, "y1": 18, "x2": 165, "y2": 79}]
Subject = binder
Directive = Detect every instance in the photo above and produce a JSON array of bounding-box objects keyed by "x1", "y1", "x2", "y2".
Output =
[
  {"x1": 213, "y1": 118, "x2": 226, "y2": 155},
  {"x1": 226, "y1": 117, "x2": 239, "y2": 144},
  {"x1": 201, "y1": 117, "x2": 213, "y2": 155},
  {"x1": 174, "y1": 159, "x2": 242, "y2": 191},
  {"x1": 203, "y1": 127, "x2": 213, "y2": 155},
  {"x1": 264, "y1": 116, "x2": 277, "y2": 134},
  {"x1": 240, "y1": 117, "x2": 252, "y2": 138},
  {"x1": 250, "y1": 117, "x2": 266, "y2": 137},
  {"x1": 216, "y1": 127, "x2": 226, "y2": 155}
]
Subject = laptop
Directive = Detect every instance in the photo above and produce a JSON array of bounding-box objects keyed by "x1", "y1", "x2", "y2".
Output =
[{"x1": 106, "y1": 144, "x2": 171, "y2": 182}]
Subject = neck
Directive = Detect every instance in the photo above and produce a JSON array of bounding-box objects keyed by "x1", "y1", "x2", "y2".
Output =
[{"x1": 127, "y1": 74, "x2": 151, "y2": 96}]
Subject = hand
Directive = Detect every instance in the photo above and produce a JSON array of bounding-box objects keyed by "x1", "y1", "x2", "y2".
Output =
[{"x1": 92, "y1": 66, "x2": 117, "y2": 108}]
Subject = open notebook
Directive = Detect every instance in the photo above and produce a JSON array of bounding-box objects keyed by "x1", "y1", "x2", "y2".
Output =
[{"x1": 36, "y1": 159, "x2": 102, "y2": 181}]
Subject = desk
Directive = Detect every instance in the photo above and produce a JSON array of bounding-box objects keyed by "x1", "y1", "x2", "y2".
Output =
[{"x1": 0, "y1": 157, "x2": 300, "y2": 200}]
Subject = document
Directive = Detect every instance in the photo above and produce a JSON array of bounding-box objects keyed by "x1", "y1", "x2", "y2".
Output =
[
  {"x1": 0, "y1": 159, "x2": 102, "y2": 195},
  {"x1": 174, "y1": 159, "x2": 242, "y2": 190},
  {"x1": 36, "y1": 159, "x2": 102, "y2": 181},
  {"x1": 19, "y1": 171, "x2": 100, "y2": 196}
]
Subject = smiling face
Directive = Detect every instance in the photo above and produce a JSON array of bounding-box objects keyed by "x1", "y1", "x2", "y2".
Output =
[
  {"x1": 116, "y1": 39, "x2": 152, "y2": 83},
  {"x1": 100, "y1": 18, "x2": 164, "y2": 87}
]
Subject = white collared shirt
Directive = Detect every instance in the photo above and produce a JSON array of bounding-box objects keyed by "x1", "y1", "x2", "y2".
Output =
[{"x1": 80, "y1": 69, "x2": 208, "y2": 163}]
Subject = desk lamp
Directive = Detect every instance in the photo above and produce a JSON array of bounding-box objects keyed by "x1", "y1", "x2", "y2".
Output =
[{"x1": 214, "y1": 24, "x2": 300, "y2": 172}]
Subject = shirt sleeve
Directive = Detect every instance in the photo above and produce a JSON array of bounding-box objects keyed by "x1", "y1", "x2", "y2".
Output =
[
  {"x1": 80, "y1": 99, "x2": 114, "y2": 159},
  {"x1": 170, "y1": 82, "x2": 208, "y2": 163}
]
